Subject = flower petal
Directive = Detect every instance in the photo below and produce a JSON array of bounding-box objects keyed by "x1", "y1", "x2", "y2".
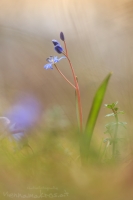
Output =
[
  {"x1": 44, "y1": 63, "x2": 53, "y2": 69},
  {"x1": 58, "y1": 56, "x2": 66, "y2": 61},
  {"x1": 53, "y1": 56, "x2": 66, "y2": 63},
  {"x1": 52, "y1": 40, "x2": 60, "y2": 46},
  {"x1": 53, "y1": 57, "x2": 59, "y2": 63},
  {"x1": 54, "y1": 44, "x2": 63, "y2": 54},
  {"x1": 0, "y1": 117, "x2": 10, "y2": 126}
]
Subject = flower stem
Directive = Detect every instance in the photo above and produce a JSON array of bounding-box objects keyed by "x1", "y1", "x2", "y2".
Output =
[
  {"x1": 54, "y1": 64, "x2": 76, "y2": 89},
  {"x1": 64, "y1": 41, "x2": 68, "y2": 57},
  {"x1": 112, "y1": 114, "x2": 118, "y2": 159},
  {"x1": 112, "y1": 108, "x2": 118, "y2": 160},
  {"x1": 62, "y1": 48, "x2": 83, "y2": 132}
]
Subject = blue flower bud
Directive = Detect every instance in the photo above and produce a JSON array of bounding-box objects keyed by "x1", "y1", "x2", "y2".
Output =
[
  {"x1": 54, "y1": 44, "x2": 63, "y2": 54},
  {"x1": 60, "y1": 32, "x2": 65, "y2": 41}
]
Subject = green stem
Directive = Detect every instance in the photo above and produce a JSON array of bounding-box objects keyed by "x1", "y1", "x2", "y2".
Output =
[
  {"x1": 75, "y1": 79, "x2": 80, "y2": 130},
  {"x1": 112, "y1": 113, "x2": 118, "y2": 159}
]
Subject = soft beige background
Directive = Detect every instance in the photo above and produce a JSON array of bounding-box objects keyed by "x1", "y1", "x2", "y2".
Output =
[{"x1": 0, "y1": 0, "x2": 133, "y2": 129}]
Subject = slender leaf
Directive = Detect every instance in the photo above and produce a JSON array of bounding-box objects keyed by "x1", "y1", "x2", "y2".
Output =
[
  {"x1": 80, "y1": 73, "x2": 112, "y2": 161},
  {"x1": 85, "y1": 73, "x2": 112, "y2": 137}
]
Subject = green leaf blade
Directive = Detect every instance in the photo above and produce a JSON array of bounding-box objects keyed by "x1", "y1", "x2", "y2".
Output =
[
  {"x1": 85, "y1": 73, "x2": 112, "y2": 136},
  {"x1": 81, "y1": 73, "x2": 112, "y2": 161}
]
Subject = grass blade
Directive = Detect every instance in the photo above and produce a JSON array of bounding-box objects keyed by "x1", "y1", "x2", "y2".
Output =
[{"x1": 81, "y1": 73, "x2": 112, "y2": 161}]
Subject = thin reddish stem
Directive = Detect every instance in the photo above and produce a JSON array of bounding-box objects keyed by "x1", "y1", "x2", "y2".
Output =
[
  {"x1": 54, "y1": 64, "x2": 76, "y2": 89},
  {"x1": 62, "y1": 46, "x2": 83, "y2": 132},
  {"x1": 64, "y1": 41, "x2": 68, "y2": 57}
]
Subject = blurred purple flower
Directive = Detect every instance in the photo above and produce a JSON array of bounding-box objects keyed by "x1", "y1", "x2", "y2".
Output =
[{"x1": 6, "y1": 95, "x2": 41, "y2": 140}]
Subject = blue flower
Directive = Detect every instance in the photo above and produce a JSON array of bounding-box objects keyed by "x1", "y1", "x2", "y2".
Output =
[
  {"x1": 44, "y1": 56, "x2": 65, "y2": 70},
  {"x1": 52, "y1": 40, "x2": 63, "y2": 54},
  {"x1": 5, "y1": 95, "x2": 41, "y2": 142},
  {"x1": 7, "y1": 96, "x2": 41, "y2": 130}
]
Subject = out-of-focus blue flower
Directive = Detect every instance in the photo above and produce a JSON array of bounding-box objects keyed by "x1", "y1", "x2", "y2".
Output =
[
  {"x1": 44, "y1": 56, "x2": 65, "y2": 70},
  {"x1": 52, "y1": 40, "x2": 63, "y2": 54},
  {"x1": 6, "y1": 95, "x2": 41, "y2": 141}
]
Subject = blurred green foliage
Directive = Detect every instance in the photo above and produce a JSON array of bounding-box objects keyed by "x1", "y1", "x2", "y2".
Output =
[{"x1": 0, "y1": 126, "x2": 132, "y2": 200}]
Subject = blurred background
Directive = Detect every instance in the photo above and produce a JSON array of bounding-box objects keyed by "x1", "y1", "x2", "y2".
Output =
[
  {"x1": 0, "y1": 0, "x2": 133, "y2": 129},
  {"x1": 0, "y1": 1, "x2": 133, "y2": 199}
]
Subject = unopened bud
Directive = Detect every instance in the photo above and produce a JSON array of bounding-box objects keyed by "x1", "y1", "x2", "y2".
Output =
[{"x1": 60, "y1": 32, "x2": 65, "y2": 41}]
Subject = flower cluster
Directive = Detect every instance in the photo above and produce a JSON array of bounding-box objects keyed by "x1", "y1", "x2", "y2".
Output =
[
  {"x1": 43, "y1": 32, "x2": 83, "y2": 133},
  {"x1": 44, "y1": 33, "x2": 65, "y2": 70}
]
